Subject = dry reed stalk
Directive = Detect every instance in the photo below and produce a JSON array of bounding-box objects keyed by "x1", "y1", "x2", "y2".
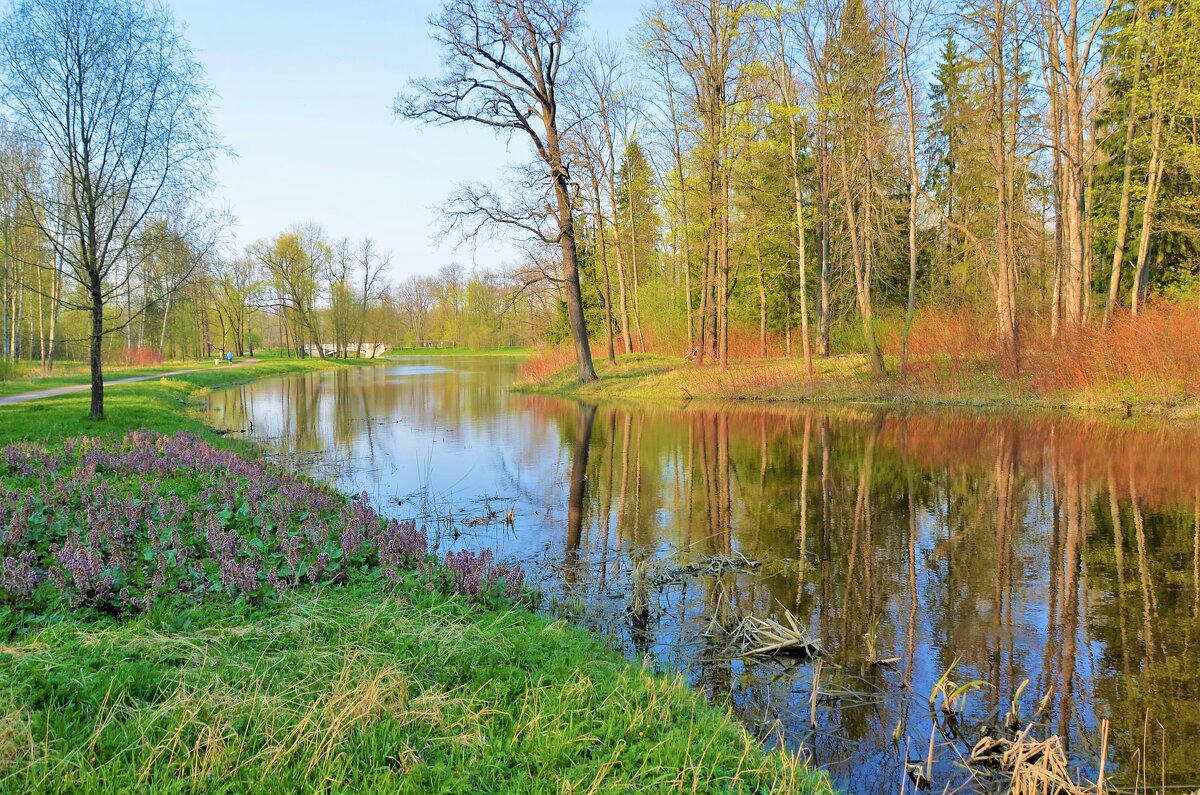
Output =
[
  {"x1": 1096, "y1": 718, "x2": 1109, "y2": 794},
  {"x1": 731, "y1": 611, "x2": 821, "y2": 658},
  {"x1": 809, "y1": 659, "x2": 822, "y2": 729}
]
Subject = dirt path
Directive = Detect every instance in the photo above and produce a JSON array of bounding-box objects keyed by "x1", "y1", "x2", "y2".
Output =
[{"x1": 0, "y1": 358, "x2": 262, "y2": 406}]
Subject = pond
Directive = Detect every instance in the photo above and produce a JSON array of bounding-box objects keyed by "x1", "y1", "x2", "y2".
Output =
[{"x1": 206, "y1": 356, "x2": 1200, "y2": 794}]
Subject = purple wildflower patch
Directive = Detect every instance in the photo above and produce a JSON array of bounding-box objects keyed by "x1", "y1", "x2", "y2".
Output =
[{"x1": 0, "y1": 431, "x2": 524, "y2": 613}]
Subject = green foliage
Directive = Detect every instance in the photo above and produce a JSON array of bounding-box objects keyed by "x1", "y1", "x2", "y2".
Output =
[{"x1": 1092, "y1": 0, "x2": 1200, "y2": 300}]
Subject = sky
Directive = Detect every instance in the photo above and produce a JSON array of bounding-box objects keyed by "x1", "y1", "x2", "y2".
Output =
[{"x1": 168, "y1": 0, "x2": 644, "y2": 281}]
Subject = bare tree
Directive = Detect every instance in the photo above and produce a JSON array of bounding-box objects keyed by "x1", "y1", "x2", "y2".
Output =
[
  {"x1": 1030, "y1": 0, "x2": 1113, "y2": 331},
  {"x1": 0, "y1": 0, "x2": 216, "y2": 418},
  {"x1": 648, "y1": 0, "x2": 756, "y2": 371},
  {"x1": 883, "y1": 0, "x2": 933, "y2": 378},
  {"x1": 764, "y1": 1, "x2": 815, "y2": 376},
  {"x1": 398, "y1": 0, "x2": 597, "y2": 383},
  {"x1": 355, "y1": 238, "x2": 389, "y2": 356},
  {"x1": 579, "y1": 42, "x2": 638, "y2": 356},
  {"x1": 252, "y1": 228, "x2": 327, "y2": 359},
  {"x1": 210, "y1": 255, "x2": 256, "y2": 357}
]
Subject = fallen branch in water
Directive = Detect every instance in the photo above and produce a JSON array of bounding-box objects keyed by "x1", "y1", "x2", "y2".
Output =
[{"x1": 730, "y1": 610, "x2": 822, "y2": 659}]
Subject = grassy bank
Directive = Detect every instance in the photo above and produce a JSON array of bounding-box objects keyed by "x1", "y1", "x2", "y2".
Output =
[
  {"x1": 517, "y1": 351, "x2": 1200, "y2": 419},
  {"x1": 2, "y1": 584, "x2": 822, "y2": 794},
  {"x1": 0, "y1": 356, "x2": 379, "y2": 443},
  {"x1": 0, "y1": 360, "x2": 831, "y2": 793},
  {"x1": 521, "y1": 305, "x2": 1200, "y2": 418},
  {"x1": 0, "y1": 360, "x2": 220, "y2": 399}
]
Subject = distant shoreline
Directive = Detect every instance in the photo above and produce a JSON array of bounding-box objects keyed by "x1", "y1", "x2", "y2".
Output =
[{"x1": 515, "y1": 352, "x2": 1200, "y2": 422}]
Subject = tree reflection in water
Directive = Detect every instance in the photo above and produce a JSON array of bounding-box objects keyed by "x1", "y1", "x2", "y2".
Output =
[{"x1": 208, "y1": 359, "x2": 1200, "y2": 793}]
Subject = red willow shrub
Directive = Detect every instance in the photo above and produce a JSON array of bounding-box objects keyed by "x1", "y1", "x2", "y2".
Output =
[
  {"x1": 882, "y1": 303, "x2": 1200, "y2": 401},
  {"x1": 1029, "y1": 304, "x2": 1200, "y2": 398},
  {"x1": 111, "y1": 345, "x2": 163, "y2": 366},
  {"x1": 881, "y1": 310, "x2": 999, "y2": 394},
  {"x1": 0, "y1": 431, "x2": 523, "y2": 613},
  {"x1": 519, "y1": 346, "x2": 574, "y2": 382}
]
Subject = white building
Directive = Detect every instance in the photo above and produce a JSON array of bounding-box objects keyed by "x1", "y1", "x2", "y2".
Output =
[{"x1": 303, "y1": 342, "x2": 388, "y2": 358}]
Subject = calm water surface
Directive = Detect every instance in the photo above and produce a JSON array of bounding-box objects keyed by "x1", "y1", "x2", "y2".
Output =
[{"x1": 206, "y1": 357, "x2": 1200, "y2": 794}]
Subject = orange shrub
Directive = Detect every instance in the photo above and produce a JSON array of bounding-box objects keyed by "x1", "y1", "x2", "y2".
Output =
[
  {"x1": 519, "y1": 346, "x2": 575, "y2": 382},
  {"x1": 1031, "y1": 303, "x2": 1200, "y2": 399},
  {"x1": 111, "y1": 346, "x2": 163, "y2": 366}
]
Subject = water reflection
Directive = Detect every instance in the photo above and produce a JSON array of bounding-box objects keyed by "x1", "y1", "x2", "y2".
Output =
[{"x1": 207, "y1": 359, "x2": 1200, "y2": 793}]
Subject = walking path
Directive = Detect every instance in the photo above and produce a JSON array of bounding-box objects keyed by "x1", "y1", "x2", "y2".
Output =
[{"x1": 0, "y1": 358, "x2": 261, "y2": 406}]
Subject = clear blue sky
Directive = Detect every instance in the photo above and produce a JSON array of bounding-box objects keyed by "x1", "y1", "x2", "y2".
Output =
[{"x1": 168, "y1": 0, "x2": 644, "y2": 281}]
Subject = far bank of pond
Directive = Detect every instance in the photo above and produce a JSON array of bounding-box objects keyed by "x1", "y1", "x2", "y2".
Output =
[
  {"x1": 208, "y1": 356, "x2": 1200, "y2": 793},
  {"x1": 518, "y1": 353, "x2": 1200, "y2": 420}
]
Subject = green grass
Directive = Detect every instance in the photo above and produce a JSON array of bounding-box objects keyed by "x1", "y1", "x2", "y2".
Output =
[
  {"x1": 0, "y1": 357, "x2": 378, "y2": 446},
  {"x1": 517, "y1": 353, "x2": 873, "y2": 405},
  {"x1": 0, "y1": 584, "x2": 829, "y2": 794}
]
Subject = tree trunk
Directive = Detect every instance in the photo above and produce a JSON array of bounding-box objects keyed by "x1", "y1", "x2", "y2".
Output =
[
  {"x1": 610, "y1": 204, "x2": 633, "y2": 354},
  {"x1": 775, "y1": 16, "x2": 813, "y2": 376},
  {"x1": 665, "y1": 64, "x2": 694, "y2": 356},
  {"x1": 158, "y1": 291, "x2": 172, "y2": 357},
  {"x1": 626, "y1": 162, "x2": 647, "y2": 354},
  {"x1": 816, "y1": 106, "x2": 832, "y2": 357},
  {"x1": 554, "y1": 169, "x2": 597, "y2": 383},
  {"x1": 1132, "y1": 86, "x2": 1165, "y2": 315},
  {"x1": 36, "y1": 262, "x2": 45, "y2": 369},
  {"x1": 47, "y1": 260, "x2": 59, "y2": 372},
  {"x1": 89, "y1": 277, "x2": 105, "y2": 420},
  {"x1": 758, "y1": 261, "x2": 768, "y2": 359},
  {"x1": 696, "y1": 187, "x2": 715, "y2": 367},
  {"x1": 717, "y1": 160, "x2": 730, "y2": 372},
  {"x1": 1105, "y1": 70, "x2": 1139, "y2": 322},
  {"x1": 898, "y1": 39, "x2": 920, "y2": 379},
  {"x1": 837, "y1": 134, "x2": 885, "y2": 378},
  {"x1": 593, "y1": 185, "x2": 617, "y2": 364}
]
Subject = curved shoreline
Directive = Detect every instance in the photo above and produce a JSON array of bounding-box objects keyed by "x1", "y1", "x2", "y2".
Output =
[{"x1": 0, "y1": 357, "x2": 834, "y2": 794}]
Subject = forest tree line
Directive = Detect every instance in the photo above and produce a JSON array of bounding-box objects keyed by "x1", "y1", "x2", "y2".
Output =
[
  {"x1": 0, "y1": 182, "x2": 555, "y2": 364},
  {"x1": 408, "y1": 0, "x2": 1200, "y2": 381},
  {"x1": 3, "y1": 0, "x2": 1198, "y2": 393}
]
